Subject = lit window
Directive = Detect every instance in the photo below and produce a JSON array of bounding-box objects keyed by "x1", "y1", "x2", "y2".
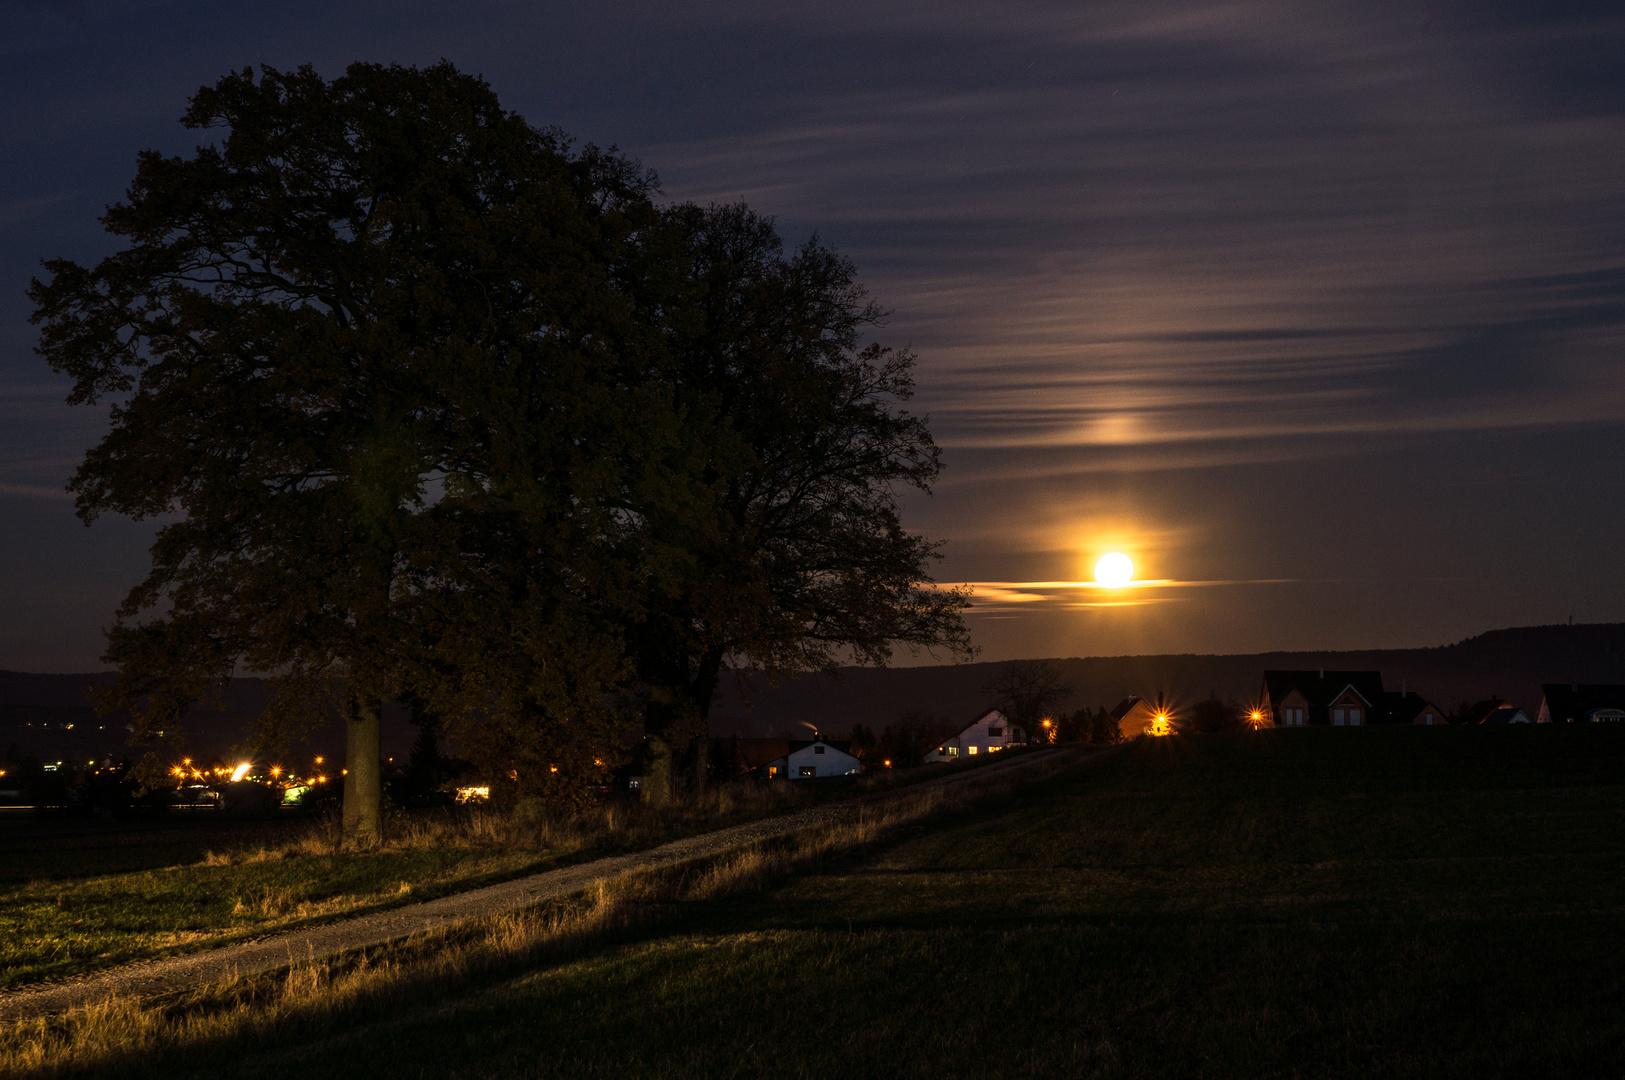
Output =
[{"x1": 968, "y1": 746, "x2": 978, "y2": 755}]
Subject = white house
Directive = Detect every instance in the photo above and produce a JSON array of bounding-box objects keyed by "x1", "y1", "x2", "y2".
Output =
[
  {"x1": 923, "y1": 709, "x2": 1024, "y2": 763},
  {"x1": 761, "y1": 739, "x2": 862, "y2": 779}
]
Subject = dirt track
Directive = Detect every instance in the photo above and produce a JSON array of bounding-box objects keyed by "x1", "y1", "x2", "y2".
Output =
[{"x1": 0, "y1": 747, "x2": 1080, "y2": 1023}]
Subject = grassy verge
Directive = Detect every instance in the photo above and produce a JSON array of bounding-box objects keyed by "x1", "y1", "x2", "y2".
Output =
[
  {"x1": 0, "y1": 751, "x2": 1033, "y2": 989},
  {"x1": 0, "y1": 752, "x2": 1073, "y2": 1078}
]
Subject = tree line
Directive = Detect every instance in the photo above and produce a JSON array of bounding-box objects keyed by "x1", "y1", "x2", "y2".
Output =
[{"x1": 29, "y1": 62, "x2": 974, "y2": 845}]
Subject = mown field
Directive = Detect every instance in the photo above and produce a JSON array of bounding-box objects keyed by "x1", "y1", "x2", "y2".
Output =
[{"x1": 224, "y1": 726, "x2": 1625, "y2": 1079}]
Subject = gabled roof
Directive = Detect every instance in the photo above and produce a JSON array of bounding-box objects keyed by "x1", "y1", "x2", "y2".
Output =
[
  {"x1": 950, "y1": 708, "x2": 1008, "y2": 738},
  {"x1": 1381, "y1": 691, "x2": 1443, "y2": 722},
  {"x1": 1481, "y1": 706, "x2": 1531, "y2": 724},
  {"x1": 1457, "y1": 699, "x2": 1512, "y2": 726},
  {"x1": 1539, "y1": 683, "x2": 1625, "y2": 723},
  {"x1": 785, "y1": 739, "x2": 855, "y2": 756},
  {"x1": 1109, "y1": 697, "x2": 1142, "y2": 721},
  {"x1": 1262, "y1": 671, "x2": 1385, "y2": 710}
]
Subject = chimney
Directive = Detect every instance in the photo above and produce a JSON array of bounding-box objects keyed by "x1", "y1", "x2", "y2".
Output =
[
  {"x1": 1319, "y1": 668, "x2": 1324, "y2": 679},
  {"x1": 1402, "y1": 680, "x2": 1407, "y2": 696}
]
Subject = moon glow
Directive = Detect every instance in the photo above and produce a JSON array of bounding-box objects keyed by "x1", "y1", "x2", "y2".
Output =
[{"x1": 1094, "y1": 552, "x2": 1134, "y2": 588}]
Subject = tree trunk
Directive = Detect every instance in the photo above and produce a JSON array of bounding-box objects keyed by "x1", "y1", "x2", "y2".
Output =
[
  {"x1": 641, "y1": 732, "x2": 672, "y2": 807},
  {"x1": 343, "y1": 695, "x2": 383, "y2": 847},
  {"x1": 692, "y1": 734, "x2": 709, "y2": 792}
]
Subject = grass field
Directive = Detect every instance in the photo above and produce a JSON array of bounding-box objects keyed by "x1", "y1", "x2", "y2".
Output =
[
  {"x1": 7, "y1": 727, "x2": 1624, "y2": 1078},
  {"x1": 233, "y1": 726, "x2": 1625, "y2": 1079}
]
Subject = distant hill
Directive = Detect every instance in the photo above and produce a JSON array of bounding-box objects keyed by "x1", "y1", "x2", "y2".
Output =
[
  {"x1": 5, "y1": 623, "x2": 1622, "y2": 760},
  {"x1": 705, "y1": 623, "x2": 1625, "y2": 736}
]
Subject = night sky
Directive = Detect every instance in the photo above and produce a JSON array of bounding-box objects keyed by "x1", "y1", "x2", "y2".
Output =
[{"x1": 3, "y1": 1, "x2": 1622, "y2": 671}]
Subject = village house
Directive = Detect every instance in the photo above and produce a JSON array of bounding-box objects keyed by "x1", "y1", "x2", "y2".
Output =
[
  {"x1": 923, "y1": 709, "x2": 1024, "y2": 763},
  {"x1": 758, "y1": 737, "x2": 862, "y2": 779},
  {"x1": 1261, "y1": 670, "x2": 1388, "y2": 727},
  {"x1": 1108, "y1": 697, "x2": 1174, "y2": 738},
  {"x1": 1480, "y1": 705, "x2": 1533, "y2": 724},
  {"x1": 1536, "y1": 684, "x2": 1625, "y2": 724},
  {"x1": 1383, "y1": 690, "x2": 1448, "y2": 726}
]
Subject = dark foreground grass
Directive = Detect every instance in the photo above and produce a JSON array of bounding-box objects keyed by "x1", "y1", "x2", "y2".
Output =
[{"x1": 224, "y1": 726, "x2": 1625, "y2": 1079}]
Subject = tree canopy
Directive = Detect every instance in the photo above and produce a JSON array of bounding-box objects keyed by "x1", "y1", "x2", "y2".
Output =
[{"x1": 624, "y1": 202, "x2": 974, "y2": 800}]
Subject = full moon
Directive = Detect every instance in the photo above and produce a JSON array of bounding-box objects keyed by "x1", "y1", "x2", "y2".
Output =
[{"x1": 1094, "y1": 552, "x2": 1134, "y2": 588}]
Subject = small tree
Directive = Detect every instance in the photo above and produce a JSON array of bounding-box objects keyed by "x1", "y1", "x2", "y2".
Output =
[
  {"x1": 1190, "y1": 692, "x2": 1242, "y2": 734},
  {"x1": 879, "y1": 709, "x2": 955, "y2": 768},
  {"x1": 849, "y1": 723, "x2": 878, "y2": 760},
  {"x1": 986, "y1": 660, "x2": 1073, "y2": 739},
  {"x1": 1085, "y1": 706, "x2": 1124, "y2": 744}
]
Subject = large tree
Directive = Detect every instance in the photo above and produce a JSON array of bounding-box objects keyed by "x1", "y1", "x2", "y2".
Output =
[
  {"x1": 29, "y1": 62, "x2": 658, "y2": 844},
  {"x1": 627, "y1": 203, "x2": 974, "y2": 802}
]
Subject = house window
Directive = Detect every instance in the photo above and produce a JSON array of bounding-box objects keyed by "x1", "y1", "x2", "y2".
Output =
[
  {"x1": 1349, "y1": 708, "x2": 1361, "y2": 725},
  {"x1": 987, "y1": 727, "x2": 1003, "y2": 738},
  {"x1": 1333, "y1": 709, "x2": 1345, "y2": 725},
  {"x1": 814, "y1": 745, "x2": 825, "y2": 754},
  {"x1": 967, "y1": 745, "x2": 978, "y2": 755},
  {"x1": 768, "y1": 765, "x2": 779, "y2": 777},
  {"x1": 1423, "y1": 712, "x2": 1436, "y2": 724},
  {"x1": 1593, "y1": 710, "x2": 1624, "y2": 723},
  {"x1": 799, "y1": 766, "x2": 816, "y2": 777}
]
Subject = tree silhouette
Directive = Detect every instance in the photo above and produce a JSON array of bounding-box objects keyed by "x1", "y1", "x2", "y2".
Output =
[
  {"x1": 30, "y1": 62, "x2": 657, "y2": 844},
  {"x1": 986, "y1": 660, "x2": 1073, "y2": 739},
  {"x1": 625, "y1": 203, "x2": 975, "y2": 802}
]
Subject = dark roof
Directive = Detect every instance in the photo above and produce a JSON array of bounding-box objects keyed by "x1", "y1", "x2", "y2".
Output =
[
  {"x1": 1109, "y1": 697, "x2": 1142, "y2": 721},
  {"x1": 1539, "y1": 683, "x2": 1625, "y2": 723},
  {"x1": 1457, "y1": 699, "x2": 1512, "y2": 725},
  {"x1": 1263, "y1": 670, "x2": 1385, "y2": 707},
  {"x1": 784, "y1": 739, "x2": 855, "y2": 756},
  {"x1": 949, "y1": 708, "x2": 1007, "y2": 738},
  {"x1": 1261, "y1": 670, "x2": 1388, "y2": 724},
  {"x1": 1381, "y1": 691, "x2": 1444, "y2": 722}
]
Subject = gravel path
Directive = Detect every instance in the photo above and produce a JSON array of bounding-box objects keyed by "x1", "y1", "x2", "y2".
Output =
[{"x1": 0, "y1": 747, "x2": 1079, "y2": 1022}]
